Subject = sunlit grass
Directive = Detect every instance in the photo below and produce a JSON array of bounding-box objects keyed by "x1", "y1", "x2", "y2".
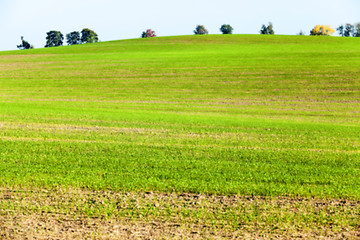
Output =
[{"x1": 0, "y1": 34, "x2": 359, "y2": 198}]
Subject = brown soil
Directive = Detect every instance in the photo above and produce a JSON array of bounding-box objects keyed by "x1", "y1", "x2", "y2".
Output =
[{"x1": 1, "y1": 187, "x2": 359, "y2": 239}]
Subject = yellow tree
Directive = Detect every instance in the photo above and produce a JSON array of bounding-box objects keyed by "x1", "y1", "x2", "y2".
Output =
[{"x1": 310, "y1": 25, "x2": 335, "y2": 36}]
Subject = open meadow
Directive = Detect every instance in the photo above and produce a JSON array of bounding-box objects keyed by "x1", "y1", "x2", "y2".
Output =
[{"x1": 0, "y1": 35, "x2": 359, "y2": 239}]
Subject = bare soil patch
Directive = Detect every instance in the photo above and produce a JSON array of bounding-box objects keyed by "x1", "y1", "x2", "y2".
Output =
[{"x1": 1, "y1": 187, "x2": 359, "y2": 239}]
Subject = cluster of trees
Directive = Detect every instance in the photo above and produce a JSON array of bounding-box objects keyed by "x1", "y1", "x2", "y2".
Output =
[
  {"x1": 45, "y1": 28, "x2": 98, "y2": 47},
  {"x1": 141, "y1": 24, "x2": 235, "y2": 38},
  {"x1": 18, "y1": 22, "x2": 360, "y2": 50},
  {"x1": 337, "y1": 23, "x2": 360, "y2": 37},
  {"x1": 308, "y1": 24, "x2": 360, "y2": 36},
  {"x1": 195, "y1": 23, "x2": 274, "y2": 35},
  {"x1": 17, "y1": 28, "x2": 99, "y2": 50}
]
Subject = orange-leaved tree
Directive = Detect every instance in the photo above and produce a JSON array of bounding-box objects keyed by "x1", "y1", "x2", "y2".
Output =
[{"x1": 310, "y1": 25, "x2": 335, "y2": 36}]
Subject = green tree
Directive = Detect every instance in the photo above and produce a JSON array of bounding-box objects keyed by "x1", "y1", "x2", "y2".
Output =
[
  {"x1": 66, "y1": 31, "x2": 81, "y2": 45},
  {"x1": 81, "y1": 28, "x2": 98, "y2": 44},
  {"x1": 260, "y1": 22, "x2": 274, "y2": 35},
  {"x1": 337, "y1": 25, "x2": 344, "y2": 36},
  {"x1": 45, "y1": 30, "x2": 64, "y2": 47},
  {"x1": 353, "y1": 23, "x2": 360, "y2": 37},
  {"x1": 344, "y1": 24, "x2": 354, "y2": 37},
  {"x1": 194, "y1": 25, "x2": 208, "y2": 35},
  {"x1": 338, "y1": 24, "x2": 354, "y2": 37},
  {"x1": 220, "y1": 24, "x2": 233, "y2": 34},
  {"x1": 17, "y1": 36, "x2": 33, "y2": 50}
]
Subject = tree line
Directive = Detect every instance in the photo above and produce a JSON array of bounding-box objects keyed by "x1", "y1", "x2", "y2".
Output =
[
  {"x1": 336, "y1": 23, "x2": 360, "y2": 37},
  {"x1": 18, "y1": 22, "x2": 360, "y2": 50},
  {"x1": 17, "y1": 28, "x2": 98, "y2": 50},
  {"x1": 141, "y1": 23, "x2": 360, "y2": 38}
]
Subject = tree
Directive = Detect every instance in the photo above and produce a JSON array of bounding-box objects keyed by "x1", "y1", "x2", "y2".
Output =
[
  {"x1": 310, "y1": 25, "x2": 335, "y2": 36},
  {"x1": 17, "y1": 36, "x2": 33, "y2": 50},
  {"x1": 66, "y1": 31, "x2": 81, "y2": 45},
  {"x1": 220, "y1": 24, "x2": 233, "y2": 34},
  {"x1": 260, "y1": 22, "x2": 274, "y2": 35},
  {"x1": 338, "y1": 24, "x2": 354, "y2": 37},
  {"x1": 337, "y1": 25, "x2": 344, "y2": 36},
  {"x1": 81, "y1": 28, "x2": 98, "y2": 44},
  {"x1": 45, "y1": 30, "x2": 64, "y2": 47},
  {"x1": 353, "y1": 23, "x2": 360, "y2": 37},
  {"x1": 194, "y1": 25, "x2": 208, "y2": 35},
  {"x1": 344, "y1": 24, "x2": 354, "y2": 37},
  {"x1": 141, "y1": 29, "x2": 156, "y2": 38}
]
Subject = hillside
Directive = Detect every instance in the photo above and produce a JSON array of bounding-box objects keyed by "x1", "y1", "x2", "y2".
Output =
[{"x1": 0, "y1": 35, "x2": 359, "y2": 238}]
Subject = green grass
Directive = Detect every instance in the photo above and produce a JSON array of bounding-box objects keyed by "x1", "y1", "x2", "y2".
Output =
[{"x1": 0, "y1": 34, "x2": 359, "y2": 198}]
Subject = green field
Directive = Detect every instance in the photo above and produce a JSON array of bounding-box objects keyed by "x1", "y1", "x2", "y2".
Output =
[{"x1": 0, "y1": 35, "x2": 359, "y2": 238}]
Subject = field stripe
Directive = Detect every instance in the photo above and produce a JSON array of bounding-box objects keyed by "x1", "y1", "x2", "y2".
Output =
[{"x1": 1, "y1": 136, "x2": 358, "y2": 154}]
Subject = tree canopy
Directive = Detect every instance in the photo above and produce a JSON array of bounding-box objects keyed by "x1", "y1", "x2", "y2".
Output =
[
  {"x1": 260, "y1": 23, "x2": 274, "y2": 35},
  {"x1": 66, "y1": 31, "x2": 81, "y2": 45},
  {"x1": 354, "y1": 23, "x2": 360, "y2": 37},
  {"x1": 141, "y1": 29, "x2": 156, "y2": 38},
  {"x1": 194, "y1": 25, "x2": 208, "y2": 35},
  {"x1": 310, "y1": 25, "x2": 335, "y2": 36},
  {"x1": 337, "y1": 23, "x2": 360, "y2": 37},
  {"x1": 81, "y1": 28, "x2": 99, "y2": 44},
  {"x1": 220, "y1": 24, "x2": 233, "y2": 34},
  {"x1": 45, "y1": 31, "x2": 64, "y2": 47}
]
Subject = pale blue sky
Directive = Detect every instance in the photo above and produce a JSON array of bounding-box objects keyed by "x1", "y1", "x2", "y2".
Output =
[{"x1": 0, "y1": 0, "x2": 359, "y2": 51}]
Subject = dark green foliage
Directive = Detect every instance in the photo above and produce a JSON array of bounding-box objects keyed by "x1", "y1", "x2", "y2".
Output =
[
  {"x1": 194, "y1": 25, "x2": 208, "y2": 35},
  {"x1": 338, "y1": 24, "x2": 358, "y2": 37},
  {"x1": 66, "y1": 31, "x2": 81, "y2": 45},
  {"x1": 260, "y1": 22, "x2": 274, "y2": 35},
  {"x1": 17, "y1": 36, "x2": 33, "y2": 50},
  {"x1": 353, "y1": 23, "x2": 360, "y2": 37},
  {"x1": 81, "y1": 28, "x2": 99, "y2": 44},
  {"x1": 220, "y1": 24, "x2": 233, "y2": 34},
  {"x1": 344, "y1": 24, "x2": 354, "y2": 37},
  {"x1": 45, "y1": 30, "x2": 64, "y2": 48},
  {"x1": 337, "y1": 25, "x2": 344, "y2": 36}
]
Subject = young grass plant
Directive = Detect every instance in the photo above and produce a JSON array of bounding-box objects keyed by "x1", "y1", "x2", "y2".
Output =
[{"x1": 0, "y1": 34, "x2": 359, "y2": 237}]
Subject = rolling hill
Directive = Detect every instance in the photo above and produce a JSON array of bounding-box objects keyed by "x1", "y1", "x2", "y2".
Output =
[{"x1": 0, "y1": 35, "x2": 359, "y2": 238}]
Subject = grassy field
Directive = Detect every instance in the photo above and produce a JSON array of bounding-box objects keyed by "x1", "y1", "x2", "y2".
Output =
[{"x1": 0, "y1": 34, "x2": 359, "y2": 238}]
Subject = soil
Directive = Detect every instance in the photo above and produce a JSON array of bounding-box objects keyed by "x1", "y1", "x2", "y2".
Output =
[{"x1": 1, "y1": 187, "x2": 359, "y2": 239}]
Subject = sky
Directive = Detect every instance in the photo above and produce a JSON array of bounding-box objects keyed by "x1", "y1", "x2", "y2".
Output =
[{"x1": 0, "y1": 0, "x2": 359, "y2": 51}]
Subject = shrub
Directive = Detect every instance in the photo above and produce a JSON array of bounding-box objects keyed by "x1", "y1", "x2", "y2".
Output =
[
  {"x1": 17, "y1": 36, "x2": 33, "y2": 50},
  {"x1": 297, "y1": 30, "x2": 305, "y2": 36}
]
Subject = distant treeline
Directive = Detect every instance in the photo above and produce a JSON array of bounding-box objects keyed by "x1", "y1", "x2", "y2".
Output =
[
  {"x1": 17, "y1": 28, "x2": 98, "y2": 50},
  {"x1": 17, "y1": 23, "x2": 360, "y2": 50}
]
